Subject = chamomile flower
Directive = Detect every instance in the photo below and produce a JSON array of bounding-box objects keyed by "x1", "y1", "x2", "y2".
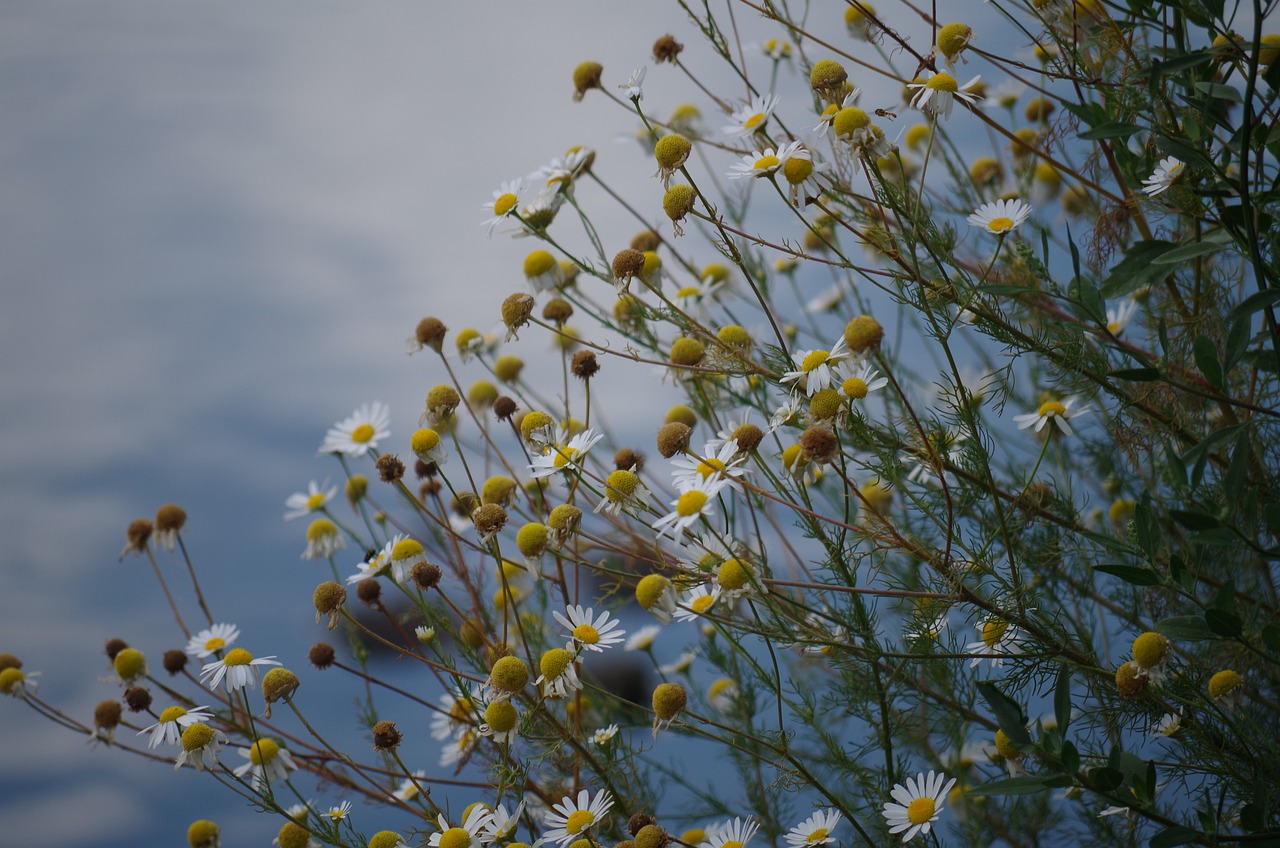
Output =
[
  {"x1": 138, "y1": 704, "x2": 214, "y2": 749},
  {"x1": 674, "y1": 583, "x2": 721, "y2": 623},
  {"x1": 394, "y1": 771, "x2": 428, "y2": 802},
  {"x1": 283, "y1": 480, "x2": 337, "y2": 521},
  {"x1": 659, "y1": 651, "x2": 697, "y2": 675},
  {"x1": 965, "y1": 617, "x2": 1023, "y2": 668},
  {"x1": 626, "y1": 624, "x2": 662, "y2": 651},
  {"x1": 1141, "y1": 157, "x2": 1184, "y2": 196},
  {"x1": 346, "y1": 539, "x2": 394, "y2": 585},
  {"x1": 536, "y1": 648, "x2": 583, "y2": 699},
  {"x1": 1012, "y1": 395, "x2": 1091, "y2": 437},
  {"x1": 838, "y1": 360, "x2": 889, "y2": 401},
  {"x1": 785, "y1": 809, "x2": 842, "y2": 848},
  {"x1": 326, "y1": 801, "x2": 352, "y2": 822},
  {"x1": 727, "y1": 140, "x2": 805, "y2": 180},
  {"x1": 440, "y1": 729, "x2": 480, "y2": 768},
  {"x1": 1105, "y1": 298, "x2": 1139, "y2": 335},
  {"x1": 200, "y1": 648, "x2": 281, "y2": 694},
  {"x1": 781, "y1": 147, "x2": 826, "y2": 205},
  {"x1": 1152, "y1": 713, "x2": 1181, "y2": 738},
  {"x1": 702, "y1": 817, "x2": 760, "y2": 848},
  {"x1": 707, "y1": 677, "x2": 739, "y2": 712},
  {"x1": 554, "y1": 604, "x2": 627, "y2": 653},
  {"x1": 722, "y1": 93, "x2": 781, "y2": 138},
  {"x1": 185, "y1": 623, "x2": 240, "y2": 659},
  {"x1": 967, "y1": 198, "x2": 1032, "y2": 235},
  {"x1": 428, "y1": 806, "x2": 494, "y2": 848},
  {"x1": 759, "y1": 38, "x2": 794, "y2": 61},
  {"x1": 619, "y1": 66, "x2": 646, "y2": 101},
  {"x1": 883, "y1": 771, "x2": 957, "y2": 843},
  {"x1": 528, "y1": 428, "x2": 604, "y2": 479},
  {"x1": 430, "y1": 688, "x2": 480, "y2": 741},
  {"x1": 302, "y1": 518, "x2": 345, "y2": 560},
  {"x1": 0, "y1": 667, "x2": 39, "y2": 699},
  {"x1": 389, "y1": 536, "x2": 426, "y2": 583},
  {"x1": 670, "y1": 441, "x2": 749, "y2": 487},
  {"x1": 233, "y1": 738, "x2": 298, "y2": 786},
  {"x1": 174, "y1": 722, "x2": 226, "y2": 771},
  {"x1": 483, "y1": 801, "x2": 526, "y2": 843},
  {"x1": 781, "y1": 338, "x2": 850, "y2": 396},
  {"x1": 542, "y1": 789, "x2": 614, "y2": 846},
  {"x1": 592, "y1": 724, "x2": 619, "y2": 746},
  {"x1": 652, "y1": 475, "x2": 730, "y2": 540},
  {"x1": 321, "y1": 402, "x2": 391, "y2": 457},
  {"x1": 594, "y1": 468, "x2": 650, "y2": 516},
  {"x1": 908, "y1": 72, "x2": 983, "y2": 120}
]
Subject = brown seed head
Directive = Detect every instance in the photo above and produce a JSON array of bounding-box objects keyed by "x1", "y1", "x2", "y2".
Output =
[
  {"x1": 501, "y1": 292, "x2": 536, "y2": 340},
  {"x1": 631, "y1": 229, "x2": 661, "y2": 252},
  {"x1": 123, "y1": 518, "x2": 153, "y2": 553},
  {"x1": 163, "y1": 649, "x2": 189, "y2": 675},
  {"x1": 630, "y1": 816, "x2": 658, "y2": 837},
  {"x1": 656, "y1": 422, "x2": 692, "y2": 458},
  {"x1": 474, "y1": 502, "x2": 509, "y2": 537},
  {"x1": 155, "y1": 503, "x2": 187, "y2": 533},
  {"x1": 375, "y1": 454, "x2": 405, "y2": 483},
  {"x1": 309, "y1": 642, "x2": 336, "y2": 669},
  {"x1": 613, "y1": 248, "x2": 646, "y2": 283},
  {"x1": 494, "y1": 396, "x2": 519, "y2": 421},
  {"x1": 733, "y1": 423, "x2": 764, "y2": 454},
  {"x1": 615, "y1": 447, "x2": 645, "y2": 471},
  {"x1": 94, "y1": 699, "x2": 123, "y2": 731},
  {"x1": 124, "y1": 686, "x2": 152, "y2": 712},
  {"x1": 372, "y1": 719, "x2": 403, "y2": 751},
  {"x1": 799, "y1": 425, "x2": 839, "y2": 465},
  {"x1": 356, "y1": 578, "x2": 382, "y2": 606},
  {"x1": 411, "y1": 561, "x2": 442, "y2": 590},
  {"x1": 543, "y1": 297, "x2": 574, "y2": 324},
  {"x1": 413, "y1": 317, "x2": 448, "y2": 353},
  {"x1": 571, "y1": 350, "x2": 599, "y2": 380},
  {"x1": 653, "y1": 34, "x2": 683, "y2": 63},
  {"x1": 104, "y1": 638, "x2": 129, "y2": 661}
]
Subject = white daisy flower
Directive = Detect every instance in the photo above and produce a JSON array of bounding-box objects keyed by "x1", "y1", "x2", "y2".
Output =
[
  {"x1": 707, "y1": 677, "x2": 739, "y2": 712},
  {"x1": 619, "y1": 66, "x2": 646, "y2": 101},
  {"x1": 964, "y1": 617, "x2": 1024, "y2": 668},
  {"x1": 510, "y1": 186, "x2": 564, "y2": 237},
  {"x1": 283, "y1": 480, "x2": 337, "y2": 521},
  {"x1": 593, "y1": 468, "x2": 650, "y2": 517},
  {"x1": 592, "y1": 724, "x2": 619, "y2": 746},
  {"x1": 652, "y1": 475, "x2": 730, "y2": 540},
  {"x1": 967, "y1": 198, "x2": 1032, "y2": 235},
  {"x1": 327, "y1": 801, "x2": 353, "y2": 822},
  {"x1": 670, "y1": 440, "x2": 750, "y2": 487},
  {"x1": 883, "y1": 771, "x2": 957, "y2": 843},
  {"x1": 440, "y1": 729, "x2": 480, "y2": 768},
  {"x1": 727, "y1": 140, "x2": 805, "y2": 180},
  {"x1": 137, "y1": 704, "x2": 214, "y2": 749},
  {"x1": 1152, "y1": 713, "x2": 1181, "y2": 738},
  {"x1": 184, "y1": 623, "x2": 240, "y2": 659},
  {"x1": 528, "y1": 428, "x2": 604, "y2": 479},
  {"x1": 553, "y1": 604, "x2": 627, "y2": 653},
  {"x1": 625, "y1": 624, "x2": 661, "y2": 651},
  {"x1": 1141, "y1": 157, "x2": 1183, "y2": 196},
  {"x1": 903, "y1": 428, "x2": 966, "y2": 486},
  {"x1": 483, "y1": 801, "x2": 526, "y2": 843},
  {"x1": 659, "y1": 651, "x2": 696, "y2": 675},
  {"x1": 702, "y1": 817, "x2": 760, "y2": 848},
  {"x1": 233, "y1": 738, "x2": 298, "y2": 786},
  {"x1": 780, "y1": 145, "x2": 827, "y2": 206},
  {"x1": 393, "y1": 770, "x2": 427, "y2": 802},
  {"x1": 536, "y1": 648, "x2": 583, "y2": 700},
  {"x1": 199, "y1": 648, "x2": 281, "y2": 693},
  {"x1": 673, "y1": 583, "x2": 721, "y2": 623},
  {"x1": 770, "y1": 398, "x2": 804, "y2": 431},
  {"x1": 173, "y1": 722, "x2": 226, "y2": 771},
  {"x1": 759, "y1": 38, "x2": 793, "y2": 61},
  {"x1": 721, "y1": 93, "x2": 781, "y2": 138},
  {"x1": 321, "y1": 402, "x2": 391, "y2": 457},
  {"x1": 542, "y1": 789, "x2": 614, "y2": 846},
  {"x1": 908, "y1": 72, "x2": 983, "y2": 120},
  {"x1": 838, "y1": 360, "x2": 889, "y2": 401},
  {"x1": 785, "y1": 809, "x2": 842, "y2": 848},
  {"x1": 1105, "y1": 298, "x2": 1139, "y2": 335},
  {"x1": 345, "y1": 538, "x2": 395, "y2": 585},
  {"x1": 428, "y1": 806, "x2": 494, "y2": 848},
  {"x1": 781, "y1": 337, "x2": 850, "y2": 396},
  {"x1": 430, "y1": 688, "x2": 480, "y2": 741},
  {"x1": 302, "y1": 518, "x2": 345, "y2": 561},
  {"x1": 1012, "y1": 395, "x2": 1091, "y2": 437}
]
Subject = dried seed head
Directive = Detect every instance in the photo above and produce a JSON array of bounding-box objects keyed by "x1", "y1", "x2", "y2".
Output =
[
  {"x1": 262, "y1": 668, "x2": 299, "y2": 717},
  {"x1": 163, "y1": 649, "x2": 188, "y2": 675},
  {"x1": 155, "y1": 503, "x2": 187, "y2": 533},
  {"x1": 122, "y1": 517, "x2": 153, "y2": 555},
  {"x1": 652, "y1": 34, "x2": 683, "y2": 63},
  {"x1": 372, "y1": 719, "x2": 403, "y2": 751},
  {"x1": 613, "y1": 248, "x2": 646, "y2": 285},
  {"x1": 494, "y1": 396, "x2": 519, "y2": 421},
  {"x1": 656, "y1": 422, "x2": 692, "y2": 458},
  {"x1": 410, "y1": 561, "x2": 442, "y2": 590},
  {"x1": 615, "y1": 447, "x2": 645, "y2": 471},
  {"x1": 313, "y1": 581, "x2": 347, "y2": 629},
  {"x1": 571, "y1": 350, "x2": 599, "y2": 379},
  {"x1": 104, "y1": 639, "x2": 129, "y2": 661},
  {"x1": 356, "y1": 578, "x2": 382, "y2": 606},
  {"x1": 124, "y1": 686, "x2": 152, "y2": 712},
  {"x1": 413, "y1": 317, "x2": 448, "y2": 353},
  {"x1": 376, "y1": 454, "x2": 406, "y2": 483},
  {"x1": 309, "y1": 642, "x2": 335, "y2": 669},
  {"x1": 94, "y1": 699, "x2": 123, "y2": 731},
  {"x1": 426, "y1": 384, "x2": 461, "y2": 420},
  {"x1": 631, "y1": 229, "x2": 661, "y2": 252},
  {"x1": 501, "y1": 292, "x2": 536, "y2": 341},
  {"x1": 543, "y1": 297, "x2": 574, "y2": 324},
  {"x1": 572, "y1": 61, "x2": 604, "y2": 101},
  {"x1": 731, "y1": 423, "x2": 764, "y2": 454},
  {"x1": 1115, "y1": 660, "x2": 1147, "y2": 698},
  {"x1": 809, "y1": 59, "x2": 848, "y2": 97}
]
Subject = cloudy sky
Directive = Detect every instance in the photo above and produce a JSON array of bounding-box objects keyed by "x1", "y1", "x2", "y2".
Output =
[{"x1": 0, "y1": 2, "x2": 1021, "y2": 845}]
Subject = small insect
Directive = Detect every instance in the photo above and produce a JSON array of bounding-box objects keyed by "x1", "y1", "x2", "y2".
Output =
[{"x1": 875, "y1": 108, "x2": 898, "y2": 119}]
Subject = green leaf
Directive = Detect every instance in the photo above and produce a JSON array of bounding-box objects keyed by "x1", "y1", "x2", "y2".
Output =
[
  {"x1": 1109, "y1": 367, "x2": 1161, "y2": 381},
  {"x1": 1205, "y1": 609, "x2": 1242, "y2": 637},
  {"x1": 1054, "y1": 665, "x2": 1072, "y2": 733},
  {"x1": 1150, "y1": 240, "x2": 1230, "y2": 264},
  {"x1": 1080, "y1": 122, "x2": 1140, "y2": 140},
  {"x1": 1170, "y1": 509, "x2": 1221, "y2": 530},
  {"x1": 1094, "y1": 563, "x2": 1162, "y2": 585},
  {"x1": 977, "y1": 682, "x2": 1030, "y2": 746},
  {"x1": 1061, "y1": 740, "x2": 1079, "y2": 774},
  {"x1": 1262, "y1": 623, "x2": 1280, "y2": 654},
  {"x1": 1089, "y1": 766, "x2": 1123, "y2": 792},
  {"x1": 1193, "y1": 80, "x2": 1243, "y2": 101},
  {"x1": 967, "y1": 776, "x2": 1052, "y2": 797},
  {"x1": 1193, "y1": 335, "x2": 1224, "y2": 388},
  {"x1": 1156, "y1": 615, "x2": 1220, "y2": 642},
  {"x1": 1149, "y1": 826, "x2": 1202, "y2": 848},
  {"x1": 1134, "y1": 495, "x2": 1159, "y2": 557},
  {"x1": 1227, "y1": 288, "x2": 1280, "y2": 322},
  {"x1": 1182, "y1": 423, "x2": 1245, "y2": 469},
  {"x1": 1100, "y1": 241, "x2": 1176, "y2": 298}
]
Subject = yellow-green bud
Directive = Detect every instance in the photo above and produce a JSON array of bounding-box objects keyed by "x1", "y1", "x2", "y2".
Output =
[
  {"x1": 187, "y1": 819, "x2": 220, "y2": 848},
  {"x1": 1132, "y1": 632, "x2": 1170, "y2": 669},
  {"x1": 489, "y1": 656, "x2": 530, "y2": 695},
  {"x1": 516, "y1": 523, "x2": 548, "y2": 557},
  {"x1": 262, "y1": 668, "x2": 299, "y2": 718},
  {"x1": 501, "y1": 292, "x2": 536, "y2": 340},
  {"x1": 652, "y1": 682, "x2": 687, "y2": 721},
  {"x1": 654, "y1": 134, "x2": 692, "y2": 174},
  {"x1": 485, "y1": 699, "x2": 518, "y2": 733},
  {"x1": 113, "y1": 648, "x2": 146, "y2": 684}
]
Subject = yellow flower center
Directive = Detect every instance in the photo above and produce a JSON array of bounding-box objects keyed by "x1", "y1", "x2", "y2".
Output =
[
  {"x1": 784, "y1": 157, "x2": 814, "y2": 185},
  {"x1": 676, "y1": 490, "x2": 709, "y2": 517},
  {"x1": 223, "y1": 648, "x2": 253, "y2": 667},
  {"x1": 305, "y1": 492, "x2": 326, "y2": 509},
  {"x1": 807, "y1": 828, "x2": 830, "y2": 843},
  {"x1": 201, "y1": 636, "x2": 225, "y2": 652},
  {"x1": 439, "y1": 828, "x2": 472, "y2": 848},
  {"x1": 249, "y1": 738, "x2": 280, "y2": 765},
  {"x1": 572, "y1": 623, "x2": 601, "y2": 644},
  {"x1": 753, "y1": 154, "x2": 780, "y2": 171},
  {"x1": 565, "y1": 810, "x2": 596, "y2": 835},
  {"x1": 675, "y1": 285, "x2": 701, "y2": 299},
  {"x1": 926, "y1": 72, "x2": 959, "y2": 92},
  {"x1": 981, "y1": 620, "x2": 1008, "y2": 647},
  {"x1": 906, "y1": 797, "x2": 936, "y2": 825},
  {"x1": 181, "y1": 722, "x2": 215, "y2": 751},
  {"x1": 801, "y1": 350, "x2": 830, "y2": 372},
  {"x1": 1037, "y1": 400, "x2": 1067, "y2": 418},
  {"x1": 552, "y1": 445, "x2": 581, "y2": 468},
  {"x1": 691, "y1": 594, "x2": 716, "y2": 614},
  {"x1": 392, "y1": 538, "x2": 425, "y2": 561},
  {"x1": 697, "y1": 458, "x2": 727, "y2": 478},
  {"x1": 158, "y1": 705, "x2": 187, "y2": 723},
  {"x1": 540, "y1": 648, "x2": 573, "y2": 680},
  {"x1": 493, "y1": 193, "x2": 518, "y2": 216},
  {"x1": 723, "y1": 841, "x2": 743, "y2": 848},
  {"x1": 988, "y1": 216, "x2": 1015, "y2": 233},
  {"x1": 744, "y1": 112, "x2": 767, "y2": 130},
  {"x1": 350, "y1": 423, "x2": 375, "y2": 443},
  {"x1": 843, "y1": 377, "x2": 869, "y2": 399}
]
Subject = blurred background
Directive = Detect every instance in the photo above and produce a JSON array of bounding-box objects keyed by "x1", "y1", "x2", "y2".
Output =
[{"x1": 0, "y1": 2, "x2": 993, "y2": 845}]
